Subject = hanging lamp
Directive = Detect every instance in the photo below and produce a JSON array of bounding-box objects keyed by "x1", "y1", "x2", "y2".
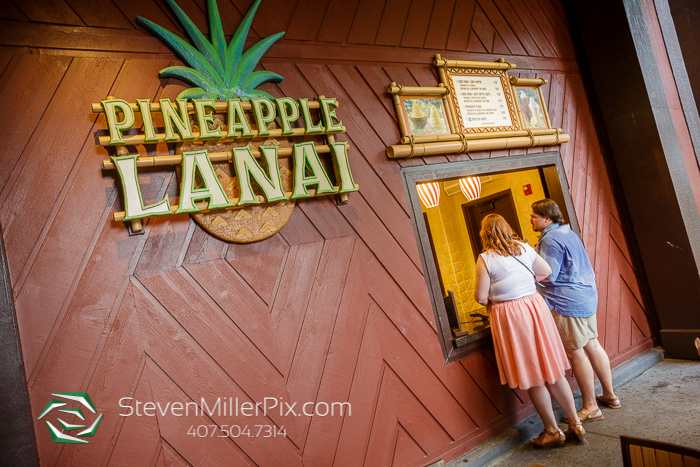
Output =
[
  {"x1": 417, "y1": 182, "x2": 441, "y2": 208},
  {"x1": 459, "y1": 176, "x2": 481, "y2": 201}
]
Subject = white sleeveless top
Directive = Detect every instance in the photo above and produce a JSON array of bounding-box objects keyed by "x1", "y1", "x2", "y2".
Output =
[{"x1": 480, "y1": 242, "x2": 537, "y2": 301}]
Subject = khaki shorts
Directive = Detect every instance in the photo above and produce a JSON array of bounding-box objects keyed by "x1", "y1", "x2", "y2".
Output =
[{"x1": 552, "y1": 311, "x2": 598, "y2": 350}]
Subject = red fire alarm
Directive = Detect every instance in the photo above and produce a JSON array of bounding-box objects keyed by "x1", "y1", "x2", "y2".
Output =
[{"x1": 523, "y1": 184, "x2": 533, "y2": 195}]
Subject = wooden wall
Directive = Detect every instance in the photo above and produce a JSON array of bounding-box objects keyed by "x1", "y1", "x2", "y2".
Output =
[{"x1": 0, "y1": 0, "x2": 654, "y2": 465}]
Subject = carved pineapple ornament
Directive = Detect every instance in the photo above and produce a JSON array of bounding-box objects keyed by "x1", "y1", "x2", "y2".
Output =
[{"x1": 179, "y1": 117, "x2": 294, "y2": 243}]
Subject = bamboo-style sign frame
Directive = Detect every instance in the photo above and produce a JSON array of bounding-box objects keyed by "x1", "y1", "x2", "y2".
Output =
[
  {"x1": 386, "y1": 55, "x2": 569, "y2": 158},
  {"x1": 100, "y1": 144, "x2": 336, "y2": 170},
  {"x1": 95, "y1": 95, "x2": 356, "y2": 232},
  {"x1": 91, "y1": 99, "x2": 323, "y2": 114},
  {"x1": 511, "y1": 76, "x2": 551, "y2": 130},
  {"x1": 112, "y1": 185, "x2": 354, "y2": 222}
]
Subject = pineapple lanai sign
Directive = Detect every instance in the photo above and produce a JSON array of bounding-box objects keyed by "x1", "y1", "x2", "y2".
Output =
[{"x1": 96, "y1": 0, "x2": 357, "y2": 243}]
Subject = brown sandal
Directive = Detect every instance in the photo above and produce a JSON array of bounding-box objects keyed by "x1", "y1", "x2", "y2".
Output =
[
  {"x1": 564, "y1": 423, "x2": 586, "y2": 442},
  {"x1": 532, "y1": 428, "x2": 566, "y2": 448},
  {"x1": 564, "y1": 408, "x2": 604, "y2": 424},
  {"x1": 596, "y1": 394, "x2": 621, "y2": 409}
]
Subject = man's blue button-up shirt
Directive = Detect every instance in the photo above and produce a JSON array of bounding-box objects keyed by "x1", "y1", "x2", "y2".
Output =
[{"x1": 535, "y1": 223, "x2": 598, "y2": 318}]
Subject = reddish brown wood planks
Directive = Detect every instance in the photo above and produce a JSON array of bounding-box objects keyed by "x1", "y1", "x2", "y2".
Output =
[
  {"x1": 317, "y1": 0, "x2": 361, "y2": 43},
  {"x1": 446, "y1": 0, "x2": 476, "y2": 51},
  {"x1": 131, "y1": 281, "x2": 303, "y2": 465},
  {"x1": 493, "y1": 0, "x2": 543, "y2": 56},
  {"x1": 471, "y1": 5, "x2": 498, "y2": 53},
  {"x1": 3, "y1": 1, "x2": 655, "y2": 465},
  {"x1": 375, "y1": 1, "x2": 411, "y2": 47},
  {"x1": 346, "y1": 0, "x2": 386, "y2": 45},
  {"x1": 15, "y1": 0, "x2": 83, "y2": 25},
  {"x1": 478, "y1": 0, "x2": 527, "y2": 55},
  {"x1": 284, "y1": 237, "x2": 356, "y2": 446},
  {"x1": 0, "y1": 54, "x2": 70, "y2": 195},
  {"x1": 509, "y1": 0, "x2": 557, "y2": 57},
  {"x1": 225, "y1": 233, "x2": 289, "y2": 305},
  {"x1": 0, "y1": 57, "x2": 122, "y2": 283},
  {"x1": 249, "y1": 0, "x2": 293, "y2": 37},
  {"x1": 29, "y1": 221, "x2": 145, "y2": 464},
  {"x1": 65, "y1": 0, "x2": 133, "y2": 29},
  {"x1": 302, "y1": 244, "x2": 372, "y2": 465},
  {"x1": 114, "y1": 0, "x2": 179, "y2": 30},
  {"x1": 11, "y1": 59, "x2": 169, "y2": 375},
  {"x1": 285, "y1": 0, "x2": 331, "y2": 41},
  {"x1": 400, "y1": 0, "x2": 434, "y2": 49},
  {"x1": 424, "y1": 0, "x2": 455, "y2": 50},
  {"x1": 0, "y1": 2, "x2": 27, "y2": 21}
]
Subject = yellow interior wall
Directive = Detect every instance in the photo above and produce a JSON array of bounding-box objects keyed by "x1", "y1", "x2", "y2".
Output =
[
  {"x1": 479, "y1": 169, "x2": 546, "y2": 248},
  {"x1": 421, "y1": 168, "x2": 546, "y2": 331}
]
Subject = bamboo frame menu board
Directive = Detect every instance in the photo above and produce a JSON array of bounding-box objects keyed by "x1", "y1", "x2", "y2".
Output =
[
  {"x1": 445, "y1": 66, "x2": 519, "y2": 133},
  {"x1": 386, "y1": 55, "x2": 569, "y2": 159}
]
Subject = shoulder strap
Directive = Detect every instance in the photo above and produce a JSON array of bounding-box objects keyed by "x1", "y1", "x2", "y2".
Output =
[{"x1": 512, "y1": 255, "x2": 536, "y2": 279}]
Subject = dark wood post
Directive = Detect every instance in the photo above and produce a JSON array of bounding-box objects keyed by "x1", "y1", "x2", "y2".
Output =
[
  {"x1": 0, "y1": 222, "x2": 39, "y2": 466},
  {"x1": 567, "y1": 0, "x2": 700, "y2": 360}
]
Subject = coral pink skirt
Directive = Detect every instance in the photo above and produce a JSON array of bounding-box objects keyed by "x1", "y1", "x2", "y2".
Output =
[{"x1": 489, "y1": 293, "x2": 570, "y2": 390}]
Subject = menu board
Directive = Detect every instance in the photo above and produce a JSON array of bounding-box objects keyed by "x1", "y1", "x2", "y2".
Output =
[{"x1": 452, "y1": 74, "x2": 513, "y2": 129}]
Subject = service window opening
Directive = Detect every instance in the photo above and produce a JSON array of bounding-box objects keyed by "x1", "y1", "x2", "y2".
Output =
[{"x1": 406, "y1": 155, "x2": 577, "y2": 361}]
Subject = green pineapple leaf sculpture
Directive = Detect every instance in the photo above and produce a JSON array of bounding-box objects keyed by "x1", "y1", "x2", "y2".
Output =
[{"x1": 137, "y1": 0, "x2": 284, "y2": 101}]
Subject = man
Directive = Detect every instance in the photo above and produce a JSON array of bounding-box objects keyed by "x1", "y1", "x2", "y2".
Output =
[{"x1": 530, "y1": 199, "x2": 620, "y2": 423}]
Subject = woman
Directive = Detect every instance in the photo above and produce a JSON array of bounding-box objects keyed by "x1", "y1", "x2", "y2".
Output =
[{"x1": 474, "y1": 214, "x2": 584, "y2": 447}]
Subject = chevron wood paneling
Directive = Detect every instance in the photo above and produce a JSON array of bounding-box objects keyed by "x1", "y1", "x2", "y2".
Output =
[{"x1": 0, "y1": 0, "x2": 654, "y2": 465}]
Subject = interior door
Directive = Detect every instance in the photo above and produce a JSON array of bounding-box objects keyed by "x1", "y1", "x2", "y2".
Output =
[{"x1": 463, "y1": 189, "x2": 523, "y2": 262}]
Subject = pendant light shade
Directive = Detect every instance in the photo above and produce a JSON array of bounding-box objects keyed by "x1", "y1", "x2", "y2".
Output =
[
  {"x1": 459, "y1": 176, "x2": 481, "y2": 201},
  {"x1": 417, "y1": 182, "x2": 441, "y2": 208}
]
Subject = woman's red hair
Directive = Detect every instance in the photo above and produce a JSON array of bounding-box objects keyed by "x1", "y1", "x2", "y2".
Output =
[{"x1": 479, "y1": 214, "x2": 524, "y2": 257}]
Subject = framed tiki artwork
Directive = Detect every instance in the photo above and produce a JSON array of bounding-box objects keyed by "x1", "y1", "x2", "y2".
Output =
[
  {"x1": 513, "y1": 85, "x2": 551, "y2": 130},
  {"x1": 400, "y1": 95, "x2": 452, "y2": 137}
]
